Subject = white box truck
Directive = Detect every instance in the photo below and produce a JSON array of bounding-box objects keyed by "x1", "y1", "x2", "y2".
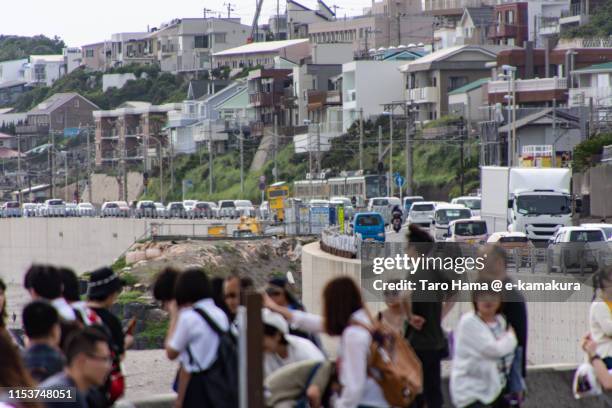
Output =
[{"x1": 481, "y1": 166, "x2": 573, "y2": 241}]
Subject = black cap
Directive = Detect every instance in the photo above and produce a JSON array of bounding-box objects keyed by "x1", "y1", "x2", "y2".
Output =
[{"x1": 87, "y1": 267, "x2": 124, "y2": 299}]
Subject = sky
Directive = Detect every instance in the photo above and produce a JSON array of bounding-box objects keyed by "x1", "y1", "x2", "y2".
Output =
[{"x1": 0, "y1": 0, "x2": 374, "y2": 46}]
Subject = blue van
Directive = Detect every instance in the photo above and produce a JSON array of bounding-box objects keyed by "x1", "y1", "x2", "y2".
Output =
[{"x1": 352, "y1": 212, "x2": 386, "y2": 242}]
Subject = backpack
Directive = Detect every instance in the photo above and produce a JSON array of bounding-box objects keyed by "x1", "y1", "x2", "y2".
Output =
[
  {"x1": 187, "y1": 307, "x2": 239, "y2": 408},
  {"x1": 352, "y1": 314, "x2": 423, "y2": 407}
]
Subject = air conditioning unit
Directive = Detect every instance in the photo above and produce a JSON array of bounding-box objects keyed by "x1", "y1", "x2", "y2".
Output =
[{"x1": 305, "y1": 173, "x2": 312, "y2": 180}]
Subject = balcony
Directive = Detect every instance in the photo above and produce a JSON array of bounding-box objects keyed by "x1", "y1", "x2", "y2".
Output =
[
  {"x1": 307, "y1": 90, "x2": 342, "y2": 110},
  {"x1": 560, "y1": 3, "x2": 590, "y2": 26},
  {"x1": 125, "y1": 127, "x2": 144, "y2": 137},
  {"x1": 488, "y1": 77, "x2": 568, "y2": 104},
  {"x1": 16, "y1": 124, "x2": 49, "y2": 135},
  {"x1": 249, "y1": 92, "x2": 277, "y2": 107},
  {"x1": 488, "y1": 23, "x2": 518, "y2": 39},
  {"x1": 406, "y1": 87, "x2": 438, "y2": 104},
  {"x1": 539, "y1": 17, "x2": 560, "y2": 36},
  {"x1": 569, "y1": 87, "x2": 612, "y2": 107},
  {"x1": 100, "y1": 131, "x2": 120, "y2": 140}
]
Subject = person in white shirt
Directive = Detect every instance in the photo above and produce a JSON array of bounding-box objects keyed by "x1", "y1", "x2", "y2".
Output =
[
  {"x1": 589, "y1": 267, "x2": 612, "y2": 368},
  {"x1": 262, "y1": 308, "x2": 324, "y2": 378},
  {"x1": 165, "y1": 268, "x2": 230, "y2": 408},
  {"x1": 450, "y1": 284, "x2": 517, "y2": 408},
  {"x1": 266, "y1": 276, "x2": 389, "y2": 408}
]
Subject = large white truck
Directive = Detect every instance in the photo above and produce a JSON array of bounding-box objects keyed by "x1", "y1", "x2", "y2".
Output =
[{"x1": 481, "y1": 166, "x2": 573, "y2": 241}]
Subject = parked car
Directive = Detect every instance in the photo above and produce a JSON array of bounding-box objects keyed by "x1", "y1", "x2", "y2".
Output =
[
  {"x1": 234, "y1": 200, "x2": 256, "y2": 217},
  {"x1": 308, "y1": 199, "x2": 330, "y2": 208},
  {"x1": 136, "y1": 200, "x2": 157, "y2": 218},
  {"x1": 166, "y1": 202, "x2": 186, "y2": 218},
  {"x1": 350, "y1": 212, "x2": 385, "y2": 242},
  {"x1": 445, "y1": 219, "x2": 488, "y2": 244},
  {"x1": 183, "y1": 200, "x2": 198, "y2": 214},
  {"x1": 101, "y1": 202, "x2": 123, "y2": 217},
  {"x1": 204, "y1": 201, "x2": 220, "y2": 218},
  {"x1": 547, "y1": 226, "x2": 609, "y2": 274},
  {"x1": 64, "y1": 203, "x2": 78, "y2": 217},
  {"x1": 451, "y1": 196, "x2": 482, "y2": 217},
  {"x1": 218, "y1": 200, "x2": 237, "y2": 218},
  {"x1": 2, "y1": 201, "x2": 22, "y2": 217},
  {"x1": 190, "y1": 202, "x2": 213, "y2": 219},
  {"x1": 403, "y1": 196, "x2": 424, "y2": 213},
  {"x1": 22, "y1": 203, "x2": 38, "y2": 217},
  {"x1": 430, "y1": 204, "x2": 472, "y2": 241},
  {"x1": 42, "y1": 199, "x2": 66, "y2": 217},
  {"x1": 154, "y1": 202, "x2": 168, "y2": 218},
  {"x1": 407, "y1": 201, "x2": 437, "y2": 228},
  {"x1": 115, "y1": 201, "x2": 131, "y2": 217},
  {"x1": 581, "y1": 223, "x2": 612, "y2": 242},
  {"x1": 76, "y1": 202, "x2": 96, "y2": 217},
  {"x1": 259, "y1": 201, "x2": 271, "y2": 220}
]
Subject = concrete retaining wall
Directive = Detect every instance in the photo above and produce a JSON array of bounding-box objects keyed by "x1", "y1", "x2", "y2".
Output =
[{"x1": 301, "y1": 242, "x2": 590, "y2": 366}]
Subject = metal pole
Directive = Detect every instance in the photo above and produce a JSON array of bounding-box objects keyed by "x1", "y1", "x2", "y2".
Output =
[
  {"x1": 122, "y1": 136, "x2": 128, "y2": 202},
  {"x1": 316, "y1": 123, "x2": 321, "y2": 174},
  {"x1": 378, "y1": 125, "x2": 382, "y2": 161},
  {"x1": 273, "y1": 114, "x2": 278, "y2": 182},
  {"x1": 51, "y1": 131, "x2": 55, "y2": 198},
  {"x1": 459, "y1": 120, "x2": 465, "y2": 196},
  {"x1": 240, "y1": 124, "x2": 244, "y2": 197},
  {"x1": 511, "y1": 72, "x2": 516, "y2": 168},
  {"x1": 552, "y1": 98, "x2": 556, "y2": 167},
  {"x1": 506, "y1": 77, "x2": 512, "y2": 167},
  {"x1": 87, "y1": 127, "x2": 92, "y2": 203},
  {"x1": 389, "y1": 113, "x2": 394, "y2": 196},
  {"x1": 17, "y1": 135, "x2": 22, "y2": 204},
  {"x1": 406, "y1": 107, "x2": 413, "y2": 196},
  {"x1": 209, "y1": 120, "x2": 213, "y2": 195},
  {"x1": 359, "y1": 109, "x2": 364, "y2": 170},
  {"x1": 64, "y1": 153, "x2": 68, "y2": 202},
  {"x1": 159, "y1": 141, "x2": 164, "y2": 202}
]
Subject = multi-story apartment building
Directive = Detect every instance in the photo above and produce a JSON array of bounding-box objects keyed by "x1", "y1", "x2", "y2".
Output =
[
  {"x1": 81, "y1": 42, "x2": 107, "y2": 71},
  {"x1": 106, "y1": 32, "x2": 154, "y2": 68},
  {"x1": 213, "y1": 39, "x2": 311, "y2": 69},
  {"x1": 286, "y1": 0, "x2": 335, "y2": 39},
  {"x1": 147, "y1": 17, "x2": 251, "y2": 73},
  {"x1": 23, "y1": 55, "x2": 65, "y2": 87},
  {"x1": 63, "y1": 48, "x2": 83, "y2": 73},
  {"x1": 247, "y1": 68, "x2": 293, "y2": 129},
  {"x1": 94, "y1": 102, "x2": 181, "y2": 167},
  {"x1": 488, "y1": 2, "x2": 529, "y2": 46}
]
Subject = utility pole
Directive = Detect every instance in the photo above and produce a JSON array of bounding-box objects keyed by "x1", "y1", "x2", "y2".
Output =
[
  {"x1": 405, "y1": 105, "x2": 414, "y2": 196},
  {"x1": 224, "y1": 2, "x2": 235, "y2": 18},
  {"x1": 159, "y1": 141, "x2": 164, "y2": 202},
  {"x1": 86, "y1": 126, "x2": 92, "y2": 203},
  {"x1": 459, "y1": 118, "x2": 465, "y2": 196},
  {"x1": 17, "y1": 134, "x2": 22, "y2": 204},
  {"x1": 273, "y1": 114, "x2": 278, "y2": 182},
  {"x1": 239, "y1": 122, "x2": 244, "y2": 197},
  {"x1": 64, "y1": 152, "x2": 69, "y2": 202},
  {"x1": 378, "y1": 125, "x2": 382, "y2": 161},
  {"x1": 316, "y1": 122, "x2": 321, "y2": 173},
  {"x1": 552, "y1": 98, "x2": 557, "y2": 167},
  {"x1": 359, "y1": 109, "x2": 364, "y2": 170},
  {"x1": 121, "y1": 136, "x2": 127, "y2": 202},
  {"x1": 203, "y1": 7, "x2": 214, "y2": 18},
  {"x1": 209, "y1": 120, "x2": 214, "y2": 195},
  {"x1": 396, "y1": 13, "x2": 401, "y2": 46},
  {"x1": 50, "y1": 130, "x2": 55, "y2": 198},
  {"x1": 389, "y1": 113, "x2": 394, "y2": 197},
  {"x1": 276, "y1": 0, "x2": 280, "y2": 40},
  {"x1": 511, "y1": 71, "x2": 516, "y2": 168}
]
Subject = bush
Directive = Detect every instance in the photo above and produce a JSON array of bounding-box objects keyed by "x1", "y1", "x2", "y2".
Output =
[{"x1": 572, "y1": 133, "x2": 612, "y2": 171}]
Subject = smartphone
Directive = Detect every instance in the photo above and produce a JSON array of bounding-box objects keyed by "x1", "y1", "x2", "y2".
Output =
[{"x1": 124, "y1": 318, "x2": 137, "y2": 335}]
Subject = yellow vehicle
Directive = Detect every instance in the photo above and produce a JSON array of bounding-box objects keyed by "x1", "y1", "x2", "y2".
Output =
[
  {"x1": 233, "y1": 216, "x2": 262, "y2": 237},
  {"x1": 267, "y1": 181, "x2": 289, "y2": 222}
]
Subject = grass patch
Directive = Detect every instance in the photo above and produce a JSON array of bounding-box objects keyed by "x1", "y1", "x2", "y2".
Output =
[
  {"x1": 120, "y1": 272, "x2": 139, "y2": 287},
  {"x1": 111, "y1": 256, "x2": 127, "y2": 273},
  {"x1": 117, "y1": 290, "x2": 147, "y2": 305},
  {"x1": 139, "y1": 320, "x2": 169, "y2": 348}
]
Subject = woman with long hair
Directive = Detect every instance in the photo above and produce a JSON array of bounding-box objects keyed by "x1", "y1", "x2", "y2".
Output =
[
  {"x1": 0, "y1": 330, "x2": 42, "y2": 408},
  {"x1": 0, "y1": 278, "x2": 7, "y2": 330},
  {"x1": 266, "y1": 276, "x2": 389, "y2": 407}
]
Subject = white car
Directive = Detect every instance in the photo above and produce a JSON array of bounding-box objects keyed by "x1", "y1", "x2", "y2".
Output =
[
  {"x1": 445, "y1": 219, "x2": 488, "y2": 243},
  {"x1": 154, "y1": 202, "x2": 168, "y2": 218},
  {"x1": 309, "y1": 199, "x2": 330, "y2": 208},
  {"x1": 136, "y1": 200, "x2": 157, "y2": 218},
  {"x1": 234, "y1": 200, "x2": 256, "y2": 217},
  {"x1": 403, "y1": 196, "x2": 424, "y2": 213},
  {"x1": 101, "y1": 201, "x2": 129, "y2": 217},
  {"x1": 65, "y1": 203, "x2": 78, "y2": 217},
  {"x1": 430, "y1": 203, "x2": 472, "y2": 241},
  {"x1": 76, "y1": 202, "x2": 96, "y2": 217},
  {"x1": 218, "y1": 200, "x2": 237, "y2": 218},
  {"x1": 2, "y1": 201, "x2": 21, "y2": 217},
  {"x1": 451, "y1": 196, "x2": 482, "y2": 217},
  {"x1": 42, "y1": 199, "x2": 66, "y2": 217},
  {"x1": 183, "y1": 200, "x2": 198, "y2": 213},
  {"x1": 547, "y1": 226, "x2": 609, "y2": 273},
  {"x1": 367, "y1": 196, "x2": 402, "y2": 224},
  {"x1": 203, "y1": 201, "x2": 219, "y2": 218},
  {"x1": 407, "y1": 201, "x2": 437, "y2": 228},
  {"x1": 167, "y1": 202, "x2": 186, "y2": 218},
  {"x1": 581, "y1": 223, "x2": 612, "y2": 242},
  {"x1": 22, "y1": 203, "x2": 38, "y2": 217}
]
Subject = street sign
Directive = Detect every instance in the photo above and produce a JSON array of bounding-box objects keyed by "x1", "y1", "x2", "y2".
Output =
[
  {"x1": 258, "y1": 176, "x2": 266, "y2": 191},
  {"x1": 259, "y1": 175, "x2": 266, "y2": 183},
  {"x1": 394, "y1": 174, "x2": 405, "y2": 187}
]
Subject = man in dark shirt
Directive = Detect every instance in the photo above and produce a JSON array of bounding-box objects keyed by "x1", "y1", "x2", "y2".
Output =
[
  {"x1": 22, "y1": 300, "x2": 65, "y2": 383},
  {"x1": 41, "y1": 327, "x2": 112, "y2": 408}
]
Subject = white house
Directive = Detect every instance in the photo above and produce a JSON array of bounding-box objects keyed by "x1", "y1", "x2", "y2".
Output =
[
  {"x1": 569, "y1": 62, "x2": 612, "y2": 107},
  {"x1": 63, "y1": 47, "x2": 83, "y2": 73},
  {"x1": 0, "y1": 59, "x2": 28, "y2": 84},
  {"x1": 341, "y1": 60, "x2": 406, "y2": 131},
  {"x1": 23, "y1": 55, "x2": 65, "y2": 87},
  {"x1": 448, "y1": 78, "x2": 489, "y2": 122}
]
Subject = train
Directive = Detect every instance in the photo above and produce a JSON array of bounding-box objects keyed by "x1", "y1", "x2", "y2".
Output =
[{"x1": 293, "y1": 174, "x2": 387, "y2": 207}]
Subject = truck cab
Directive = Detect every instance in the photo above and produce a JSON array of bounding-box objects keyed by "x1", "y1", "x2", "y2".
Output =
[
  {"x1": 352, "y1": 212, "x2": 385, "y2": 242},
  {"x1": 509, "y1": 190, "x2": 572, "y2": 241}
]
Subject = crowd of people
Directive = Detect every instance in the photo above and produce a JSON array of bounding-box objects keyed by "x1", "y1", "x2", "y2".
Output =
[{"x1": 2, "y1": 223, "x2": 612, "y2": 407}]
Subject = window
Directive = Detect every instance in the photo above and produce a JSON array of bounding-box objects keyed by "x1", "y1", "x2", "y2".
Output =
[
  {"x1": 448, "y1": 76, "x2": 468, "y2": 91},
  {"x1": 432, "y1": 76, "x2": 437, "y2": 87},
  {"x1": 215, "y1": 33, "x2": 226, "y2": 43},
  {"x1": 506, "y1": 10, "x2": 514, "y2": 24},
  {"x1": 74, "y1": 99, "x2": 80, "y2": 108},
  {"x1": 85, "y1": 49, "x2": 94, "y2": 58},
  {"x1": 194, "y1": 35, "x2": 209, "y2": 48}
]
